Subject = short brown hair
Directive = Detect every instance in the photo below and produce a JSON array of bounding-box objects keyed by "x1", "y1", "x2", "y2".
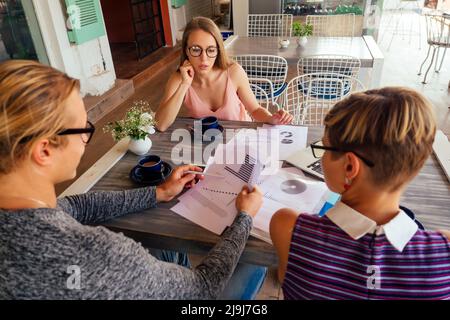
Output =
[
  {"x1": 180, "y1": 17, "x2": 231, "y2": 70},
  {"x1": 0, "y1": 60, "x2": 80, "y2": 174},
  {"x1": 324, "y1": 87, "x2": 436, "y2": 191}
]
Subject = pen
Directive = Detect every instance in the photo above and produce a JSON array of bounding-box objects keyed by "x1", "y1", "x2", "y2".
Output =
[{"x1": 184, "y1": 171, "x2": 224, "y2": 178}]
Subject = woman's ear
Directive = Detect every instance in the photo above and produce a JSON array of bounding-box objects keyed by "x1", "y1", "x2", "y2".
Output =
[
  {"x1": 344, "y1": 152, "x2": 360, "y2": 180},
  {"x1": 30, "y1": 139, "x2": 53, "y2": 168}
]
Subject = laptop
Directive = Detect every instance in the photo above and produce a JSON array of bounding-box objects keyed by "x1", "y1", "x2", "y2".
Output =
[
  {"x1": 288, "y1": 130, "x2": 450, "y2": 183},
  {"x1": 286, "y1": 147, "x2": 325, "y2": 180}
]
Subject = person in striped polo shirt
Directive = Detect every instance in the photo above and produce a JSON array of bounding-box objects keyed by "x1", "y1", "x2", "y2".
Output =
[{"x1": 270, "y1": 87, "x2": 450, "y2": 300}]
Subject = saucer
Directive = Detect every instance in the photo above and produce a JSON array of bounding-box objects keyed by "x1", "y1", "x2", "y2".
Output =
[
  {"x1": 188, "y1": 124, "x2": 224, "y2": 142},
  {"x1": 129, "y1": 161, "x2": 173, "y2": 186}
]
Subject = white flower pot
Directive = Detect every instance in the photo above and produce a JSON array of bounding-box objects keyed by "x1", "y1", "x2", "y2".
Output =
[
  {"x1": 297, "y1": 36, "x2": 308, "y2": 46},
  {"x1": 128, "y1": 137, "x2": 152, "y2": 156}
]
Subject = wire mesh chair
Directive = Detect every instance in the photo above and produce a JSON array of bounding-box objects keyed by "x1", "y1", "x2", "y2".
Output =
[
  {"x1": 232, "y1": 54, "x2": 288, "y2": 104},
  {"x1": 247, "y1": 14, "x2": 293, "y2": 37},
  {"x1": 418, "y1": 13, "x2": 450, "y2": 84},
  {"x1": 249, "y1": 83, "x2": 277, "y2": 114},
  {"x1": 297, "y1": 55, "x2": 361, "y2": 78},
  {"x1": 378, "y1": 0, "x2": 423, "y2": 51},
  {"x1": 306, "y1": 14, "x2": 356, "y2": 37},
  {"x1": 282, "y1": 73, "x2": 365, "y2": 127}
]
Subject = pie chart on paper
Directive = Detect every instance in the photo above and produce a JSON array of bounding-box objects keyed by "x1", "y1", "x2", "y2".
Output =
[{"x1": 280, "y1": 180, "x2": 307, "y2": 195}]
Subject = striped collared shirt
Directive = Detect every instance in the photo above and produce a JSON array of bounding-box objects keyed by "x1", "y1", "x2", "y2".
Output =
[{"x1": 283, "y1": 203, "x2": 450, "y2": 300}]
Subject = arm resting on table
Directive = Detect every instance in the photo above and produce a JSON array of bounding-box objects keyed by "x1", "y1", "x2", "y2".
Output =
[{"x1": 57, "y1": 187, "x2": 157, "y2": 225}]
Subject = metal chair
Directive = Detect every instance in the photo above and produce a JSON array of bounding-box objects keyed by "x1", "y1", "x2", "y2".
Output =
[
  {"x1": 306, "y1": 14, "x2": 356, "y2": 37},
  {"x1": 297, "y1": 55, "x2": 361, "y2": 78},
  {"x1": 247, "y1": 14, "x2": 293, "y2": 37},
  {"x1": 249, "y1": 83, "x2": 277, "y2": 114},
  {"x1": 379, "y1": 0, "x2": 423, "y2": 51},
  {"x1": 282, "y1": 72, "x2": 365, "y2": 126},
  {"x1": 232, "y1": 54, "x2": 288, "y2": 104},
  {"x1": 418, "y1": 13, "x2": 450, "y2": 84}
]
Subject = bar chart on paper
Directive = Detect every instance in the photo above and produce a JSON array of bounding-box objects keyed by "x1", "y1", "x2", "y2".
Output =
[
  {"x1": 224, "y1": 155, "x2": 256, "y2": 183},
  {"x1": 172, "y1": 150, "x2": 265, "y2": 235}
]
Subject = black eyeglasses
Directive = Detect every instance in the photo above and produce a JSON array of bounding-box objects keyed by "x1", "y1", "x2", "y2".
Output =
[
  {"x1": 311, "y1": 141, "x2": 375, "y2": 167},
  {"x1": 19, "y1": 121, "x2": 96, "y2": 145},
  {"x1": 188, "y1": 45, "x2": 219, "y2": 58},
  {"x1": 57, "y1": 120, "x2": 96, "y2": 144}
]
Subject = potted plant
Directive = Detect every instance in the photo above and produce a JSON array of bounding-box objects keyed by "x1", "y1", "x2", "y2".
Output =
[
  {"x1": 292, "y1": 21, "x2": 313, "y2": 46},
  {"x1": 104, "y1": 101, "x2": 157, "y2": 156}
]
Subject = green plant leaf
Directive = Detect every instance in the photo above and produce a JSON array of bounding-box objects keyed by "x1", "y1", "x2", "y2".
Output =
[{"x1": 102, "y1": 100, "x2": 156, "y2": 142}]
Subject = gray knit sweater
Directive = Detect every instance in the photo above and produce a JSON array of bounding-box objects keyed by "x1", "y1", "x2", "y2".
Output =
[{"x1": 0, "y1": 187, "x2": 253, "y2": 300}]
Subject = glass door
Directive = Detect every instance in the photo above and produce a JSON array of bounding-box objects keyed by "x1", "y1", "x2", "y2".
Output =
[
  {"x1": 130, "y1": 0, "x2": 165, "y2": 59},
  {"x1": 0, "y1": 0, "x2": 48, "y2": 63}
]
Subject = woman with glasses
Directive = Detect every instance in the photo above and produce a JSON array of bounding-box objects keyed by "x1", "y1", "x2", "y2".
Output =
[
  {"x1": 270, "y1": 87, "x2": 450, "y2": 299},
  {"x1": 155, "y1": 17, "x2": 293, "y2": 132},
  {"x1": 0, "y1": 60, "x2": 264, "y2": 299}
]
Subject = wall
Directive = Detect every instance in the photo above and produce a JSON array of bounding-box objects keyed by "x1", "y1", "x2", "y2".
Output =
[
  {"x1": 169, "y1": 4, "x2": 187, "y2": 41},
  {"x1": 32, "y1": 0, "x2": 116, "y2": 96},
  {"x1": 160, "y1": 0, "x2": 174, "y2": 46},
  {"x1": 100, "y1": 0, "x2": 134, "y2": 43},
  {"x1": 232, "y1": 0, "x2": 248, "y2": 36},
  {"x1": 184, "y1": 0, "x2": 213, "y2": 21},
  {"x1": 168, "y1": 0, "x2": 213, "y2": 42},
  {"x1": 439, "y1": 0, "x2": 450, "y2": 9}
]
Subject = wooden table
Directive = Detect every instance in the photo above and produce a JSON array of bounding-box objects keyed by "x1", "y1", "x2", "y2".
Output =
[
  {"x1": 90, "y1": 118, "x2": 450, "y2": 267},
  {"x1": 224, "y1": 35, "x2": 385, "y2": 90}
]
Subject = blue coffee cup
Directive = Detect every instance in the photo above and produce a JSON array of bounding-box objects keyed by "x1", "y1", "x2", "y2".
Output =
[
  {"x1": 201, "y1": 116, "x2": 219, "y2": 133},
  {"x1": 135, "y1": 155, "x2": 163, "y2": 179}
]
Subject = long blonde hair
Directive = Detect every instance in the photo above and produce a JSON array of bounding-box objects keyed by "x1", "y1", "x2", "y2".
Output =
[
  {"x1": 324, "y1": 87, "x2": 436, "y2": 191},
  {"x1": 180, "y1": 17, "x2": 231, "y2": 70},
  {"x1": 0, "y1": 60, "x2": 80, "y2": 174}
]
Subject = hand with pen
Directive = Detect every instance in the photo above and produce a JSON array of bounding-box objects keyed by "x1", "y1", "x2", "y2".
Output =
[
  {"x1": 156, "y1": 165, "x2": 204, "y2": 202},
  {"x1": 235, "y1": 186, "x2": 263, "y2": 218}
]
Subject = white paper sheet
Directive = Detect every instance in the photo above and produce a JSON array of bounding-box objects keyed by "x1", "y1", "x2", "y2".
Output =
[
  {"x1": 171, "y1": 128, "x2": 326, "y2": 241},
  {"x1": 259, "y1": 170, "x2": 328, "y2": 213},
  {"x1": 252, "y1": 197, "x2": 286, "y2": 237},
  {"x1": 262, "y1": 125, "x2": 308, "y2": 160},
  {"x1": 171, "y1": 144, "x2": 268, "y2": 235}
]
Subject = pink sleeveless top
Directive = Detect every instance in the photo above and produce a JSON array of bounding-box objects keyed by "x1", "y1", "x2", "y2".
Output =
[{"x1": 183, "y1": 70, "x2": 252, "y2": 121}]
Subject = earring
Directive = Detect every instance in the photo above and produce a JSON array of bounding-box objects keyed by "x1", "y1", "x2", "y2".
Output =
[{"x1": 344, "y1": 177, "x2": 352, "y2": 191}]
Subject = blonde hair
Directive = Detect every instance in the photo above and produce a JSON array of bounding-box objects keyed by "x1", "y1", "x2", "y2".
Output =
[
  {"x1": 324, "y1": 87, "x2": 436, "y2": 191},
  {"x1": 0, "y1": 60, "x2": 80, "y2": 174},
  {"x1": 180, "y1": 17, "x2": 231, "y2": 70}
]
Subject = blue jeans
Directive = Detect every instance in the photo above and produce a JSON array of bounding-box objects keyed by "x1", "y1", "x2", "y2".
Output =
[
  {"x1": 148, "y1": 248, "x2": 191, "y2": 268},
  {"x1": 220, "y1": 263, "x2": 268, "y2": 300},
  {"x1": 149, "y1": 249, "x2": 267, "y2": 300}
]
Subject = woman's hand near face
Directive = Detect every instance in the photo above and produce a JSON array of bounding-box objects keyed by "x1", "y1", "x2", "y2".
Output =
[
  {"x1": 180, "y1": 60, "x2": 195, "y2": 86},
  {"x1": 269, "y1": 109, "x2": 294, "y2": 125},
  {"x1": 156, "y1": 165, "x2": 204, "y2": 202},
  {"x1": 154, "y1": 63, "x2": 194, "y2": 132}
]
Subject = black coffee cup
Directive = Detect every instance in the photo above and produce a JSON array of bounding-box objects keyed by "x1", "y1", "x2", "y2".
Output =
[
  {"x1": 135, "y1": 155, "x2": 163, "y2": 179},
  {"x1": 201, "y1": 116, "x2": 220, "y2": 134}
]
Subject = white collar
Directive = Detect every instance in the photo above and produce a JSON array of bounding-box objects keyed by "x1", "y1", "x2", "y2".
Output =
[{"x1": 326, "y1": 201, "x2": 418, "y2": 252}]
